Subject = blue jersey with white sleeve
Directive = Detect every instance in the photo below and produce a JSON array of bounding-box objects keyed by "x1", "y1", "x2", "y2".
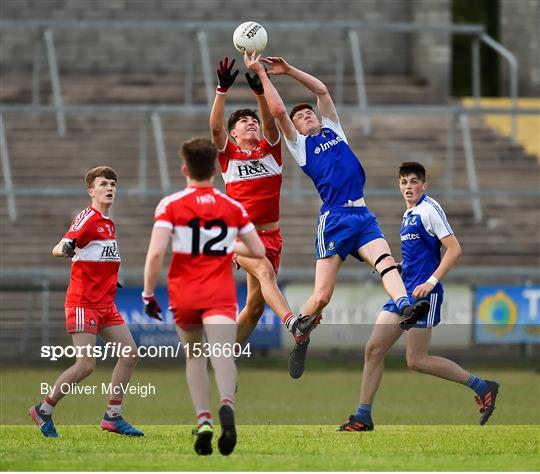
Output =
[
  {"x1": 284, "y1": 116, "x2": 366, "y2": 213},
  {"x1": 400, "y1": 194, "x2": 453, "y2": 292}
]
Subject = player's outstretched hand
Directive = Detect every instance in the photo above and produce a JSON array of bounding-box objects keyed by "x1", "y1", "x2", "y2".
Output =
[
  {"x1": 216, "y1": 57, "x2": 239, "y2": 94},
  {"x1": 61, "y1": 238, "x2": 77, "y2": 258},
  {"x1": 142, "y1": 293, "x2": 163, "y2": 321},
  {"x1": 261, "y1": 57, "x2": 291, "y2": 75},
  {"x1": 243, "y1": 50, "x2": 264, "y2": 75},
  {"x1": 245, "y1": 71, "x2": 264, "y2": 95}
]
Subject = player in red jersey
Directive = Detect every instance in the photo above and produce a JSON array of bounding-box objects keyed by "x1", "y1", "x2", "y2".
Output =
[
  {"x1": 142, "y1": 138, "x2": 265, "y2": 456},
  {"x1": 209, "y1": 57, "x2": 320, "y2": 349},
  {"x1": 28, "y1": 167, "x2": 143, "y2": 438}
]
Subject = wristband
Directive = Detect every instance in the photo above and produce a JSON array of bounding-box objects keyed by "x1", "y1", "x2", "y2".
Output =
[
  {"x1": 427, "y1": 275, "x2": 439, "y2": 286},
  {"x1": 216, "y1": 87, "x2": 229, "y2": 95},
  {"x1": 141, "y1": 291, "x2": 154, "y2": 299}
]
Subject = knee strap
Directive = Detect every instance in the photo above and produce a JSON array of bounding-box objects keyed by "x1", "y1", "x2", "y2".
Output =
[
  {"x1": 374, "y1": 253, "x2": 391, "y2": 269},
  {"x1": 380, "y1": 265, "x2": 398, "y2": 278}
]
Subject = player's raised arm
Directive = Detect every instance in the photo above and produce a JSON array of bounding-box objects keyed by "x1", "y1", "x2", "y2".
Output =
[
  {"x1": 245, "y1": 69, "x2": 279, "y2": 144},
  {"x1": 244, "y1": 52, "x2": 296, "y2": 141},
  {"x1": 209, "y1": 57, "x2": 239, "y2": 150},
  {"x1": 263, "y1": 56, "x2": 339, "y2": 123}
]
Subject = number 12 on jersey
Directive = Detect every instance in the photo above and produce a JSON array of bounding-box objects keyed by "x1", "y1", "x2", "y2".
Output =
[{"x1": 186, "y1": 218, "x2": 230, "y2": 256}]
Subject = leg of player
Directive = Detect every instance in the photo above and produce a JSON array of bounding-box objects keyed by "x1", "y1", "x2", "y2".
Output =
[
  {"x1": 29, "y1": 332, "x2": 97, "y2": 437},
  {"x1": 236, "y1": 272, "x2": 266, "y2": 345},
  {"x1": 289, "y1": 255, "x2": 341, "y2": 379},
  {"x1": 337, "y1": 311, "x2": 403, "y2": 431},
  {"x1": 358, "y1": 238, "x2": 429, "y2": 327},
  {"x1": 236, "y1": 254, "x2": 299, "y2": 341},
  {"x1": 176, "y1": 325, "x2": 213, "y2": 455},
  {"x1": 97, "y1": 325, "x2": 143, "y2": 436},
  {"x1": 405, "y1": 328, "x2": 500, "y2": 425},
  {"x1": 204, "y1": 315, "x2": 238, "y2": 456}
]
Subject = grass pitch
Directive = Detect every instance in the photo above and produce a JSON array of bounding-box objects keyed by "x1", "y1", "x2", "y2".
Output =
[
  {"x1": 1, "y1": 425, "x2": 538, "y2": 471},
  {"x1": 1, "y1": 365, "x2": 539, "y2": 470}
]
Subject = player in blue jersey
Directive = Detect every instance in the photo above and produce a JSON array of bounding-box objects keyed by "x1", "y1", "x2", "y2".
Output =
[
  {"x1": 243, "y1": 53, "x2": 431, "y2": 378},
  {"x1": 337, "y1": 162, "x2": 500, "y2": 430}
]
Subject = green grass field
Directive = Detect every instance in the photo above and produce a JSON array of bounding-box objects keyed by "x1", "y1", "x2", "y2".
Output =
[
  {"x1": 1, "y1": 365, "x2": 539, "y2": 470},
  {"x1": 2, "y1": 425, "x2": 538, "y2": 471}
]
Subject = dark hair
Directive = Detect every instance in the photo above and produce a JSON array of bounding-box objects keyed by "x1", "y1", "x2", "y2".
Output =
[
  {"x1": 289, "y1": 103, "x2": 315, "y2": 121},
  {"x1": 227, "y1": 108, "x2": 260, "y2": 133},
  {"x1": 179, "y1": 137, "x2": 217, "y2": 180},
  {"x1": 85, "y1": 166, "x2": 117, "y2": 187},
  {"x1": 399, "y1": 162, "x2": 426, "y2": 182}
]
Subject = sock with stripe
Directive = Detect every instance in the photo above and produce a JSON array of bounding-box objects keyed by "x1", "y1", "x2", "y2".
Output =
[
  {"x1": 395, "y1": 296, "x2": 411, "y2": 313},
  {"x1": 106, "y1": 399, "x2": 122, "y2": 418},
  {"x1": 284, "y1": 312, "x2": 298, "y2": 333},
  {"x1": 197, "y1": 410, "x2": 213, "y2": 427},
  {"x1": 354, "y1": 403, "x2": 373, "y2": 424},
  {"x1": 39, "y1": 396, "x2": 56, "y2": 415},
  {"x1": 464, "y1": 374, "x2": 489, "y2": 396},
  {"x1": 221, "y1": 398, "x2": 235, "y2": 410}
]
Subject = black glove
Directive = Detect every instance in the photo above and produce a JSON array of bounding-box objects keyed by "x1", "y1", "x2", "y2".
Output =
[
  {"x1": 61, "y1": 238, "x2": 77, "y2": 258},
  {"x1": 245, "y1": 71, "x2": 264, "y2": 95},
  {"x1": 142, "y1": 293, "x2": 163, "y2": 321},
  {"x1": 216, "y1": 57, "x2": 239, "y2": 94}
]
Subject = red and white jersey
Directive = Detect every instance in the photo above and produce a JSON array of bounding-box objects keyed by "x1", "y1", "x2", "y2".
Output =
[
  {"x1": 154, "y1": 185, "x2": 254, "y2": 309},
  {"x1": 218, "y1": 134, "x2": 282, "y2": 225},
  {"x1": 63, "y1": 207, "x2": 121, "y2": 308}
]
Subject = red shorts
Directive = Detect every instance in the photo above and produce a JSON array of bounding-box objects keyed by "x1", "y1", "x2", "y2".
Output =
[
  {"x1": 233, "y1": 228, "x2": 283, "y2": 274},
  {"x1": 171, "y1": 305, "x2": 237, "y2": 331},
  {"x1": 65, "y1": 305, "x2": 125, "y2": 334}
]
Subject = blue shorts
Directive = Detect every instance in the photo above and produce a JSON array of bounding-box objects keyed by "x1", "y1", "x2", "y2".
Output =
[
  {"x1": 315, "y1": 207, "x2": 385, "y2": 261},
  {"x1": 382, "y1": 291, "x2": 443, "y2": 328}
]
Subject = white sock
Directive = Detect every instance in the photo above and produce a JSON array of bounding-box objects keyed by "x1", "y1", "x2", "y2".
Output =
[
  {"x1": 106, "y1": 400, "x2": 122, "y2": 418},
  {"x1": 39, "y1": 398, "x2": 55, "y2": 415},
  {"x1": 284, "y1": 313, "x2": 298, "y2": 332},
  {"x1": 196, "y1": 409, "x2": 213, "y2": 427}
]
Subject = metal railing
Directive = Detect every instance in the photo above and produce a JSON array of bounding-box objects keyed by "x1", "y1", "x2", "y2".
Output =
[
  {"x1": 1, "y1": 104, "x2": 539, "y2": 224},
  {"x1": 1, "y1": 20, "x2": 521, "y2": 138}
]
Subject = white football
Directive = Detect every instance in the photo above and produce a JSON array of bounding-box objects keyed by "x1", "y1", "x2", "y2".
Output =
[{"x1": 232, "y1": 22, "x2": 267, "y2": 54}]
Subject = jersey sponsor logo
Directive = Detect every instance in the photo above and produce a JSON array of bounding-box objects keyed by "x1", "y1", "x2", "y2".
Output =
[
  {"x1": 401, "y1": 233, "x2": 421, "y2": 241},
  {"x1": 237, "y1": 160, "x2": 270, "y2": 178},
  {"x1": 69, "y1": 208, "x2": 95, "y2": 232},
  {"x1": 223, "y1": 154, "x2": 282, "y2": 183},
  {"x1": 314, "y1": 135, "x2": 343, "y2": 155},
  {"x1": 73, "y1": 240, "x2": 121, "y2": 262},
  {"x1": 100, "y1": 241, "x2": 120, "y2": 260}
]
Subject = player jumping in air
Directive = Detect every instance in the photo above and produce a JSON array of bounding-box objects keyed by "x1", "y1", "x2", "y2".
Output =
[
  {"x1": 244, "y1": 53, "x2": 431, "y2": 378},
  {"x1": 209, "y1": 57, "x2": 320, "y2": 352},
  {"x1": 337, "y1": 162, "x2": 500, "y2": 431},
  {"x1": 28, "y1": 167, "x2": 143, "y2": 437},
  {"x1": 142, "y1": 138, "x2": 265, "y2": 456}
]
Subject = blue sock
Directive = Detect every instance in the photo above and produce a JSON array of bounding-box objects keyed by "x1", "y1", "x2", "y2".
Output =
[
  {"x1": 395, "y1": 296, "x2": 411, "y2": 313},
  {"x1": 355, "y1": 403, "x2": 372, "y2": 423},
  {"x1": 464, "y1": 374, "x2": 488, "y2": 396}
]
